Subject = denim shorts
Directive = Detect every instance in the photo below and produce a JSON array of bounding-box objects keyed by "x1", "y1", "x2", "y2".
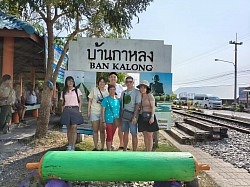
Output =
[
  {"x1": 90, "y1": 113, "x2": 101, "y2": 121},
  {"x1": 122, "y1": 120, "x2": 138, "y2": 135}
]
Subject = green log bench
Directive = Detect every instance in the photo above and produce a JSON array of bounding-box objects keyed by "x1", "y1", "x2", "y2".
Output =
[
  {"x1": 62, "y1": 124, "x2": 93, "y2": 143},
  {"x1": 62, "y1": 124, "x2": 93, "y2": 135},
  {"x1": 12, "y1": 104, "x2": 40, "y2": 123},
  {"x1": 26, "y1": 151, "x2": 210, "y2": 182}
]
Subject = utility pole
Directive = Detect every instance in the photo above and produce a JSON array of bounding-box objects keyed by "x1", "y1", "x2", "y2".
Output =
[{"x1": 229, "y1": 33, "x2": 243, "y2": 104}]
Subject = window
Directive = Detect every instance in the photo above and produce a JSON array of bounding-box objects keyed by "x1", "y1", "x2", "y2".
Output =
[
  {"x1": 208, "y1": 97, "x2": 220, "y2": 101},
  {"x1": 194, "y1": 96, "x2": 204, "y2": 100}
]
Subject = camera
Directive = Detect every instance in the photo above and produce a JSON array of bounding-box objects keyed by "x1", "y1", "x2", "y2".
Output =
[{"x1": 97, "y1": 98, "x2": 103, "y2": 104}]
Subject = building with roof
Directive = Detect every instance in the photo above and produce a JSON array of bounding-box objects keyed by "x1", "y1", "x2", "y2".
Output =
[{"x1": 0, "y1": 11, "x2": 45, "y2": 82}]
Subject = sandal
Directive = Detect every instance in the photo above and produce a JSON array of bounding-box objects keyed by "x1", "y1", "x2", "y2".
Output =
[
  {"x1": 21, "y1": 119, "x2": 27, "y2": 124},
  {"x1": 2, "y1": 123, "x2": 10, "y2": 134}
]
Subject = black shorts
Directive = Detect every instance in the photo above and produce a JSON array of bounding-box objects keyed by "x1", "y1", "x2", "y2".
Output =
[
  {"x1": 60, "y1": 106, "x2": 84, "y2": 126},
  {"x1": 15, "y1": 103, "x2": 26, "y2": 110}
]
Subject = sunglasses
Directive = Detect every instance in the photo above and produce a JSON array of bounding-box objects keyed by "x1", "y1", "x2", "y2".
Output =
[{"x1": 126, "y1": 81, "x2": 133, "y2": 83}]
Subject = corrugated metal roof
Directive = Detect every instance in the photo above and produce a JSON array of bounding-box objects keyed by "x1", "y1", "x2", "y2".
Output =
[
  {"x1": 0, "y1": 12, "x2": 35, "y2": 34},
  {"x1": 174, "y1": 84, "x2": 250, "y2": 100}
]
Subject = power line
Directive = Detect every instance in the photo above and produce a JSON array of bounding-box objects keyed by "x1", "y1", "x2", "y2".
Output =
[
  {"x1": 174, "y1": 69, "x2": 250, "y2": 86},
  {"x1": 174, "y1": 71, "x2": 250, "y2": 86},
  {"x1": 174, "y1": 64, "x2": 250, "y2": 84},
  {"x1": 174, "y1": 33, "x2": 250, "y2": 68}
]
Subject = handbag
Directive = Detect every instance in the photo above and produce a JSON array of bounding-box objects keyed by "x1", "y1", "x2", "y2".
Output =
[{"x1": 142, "y1": 111, "x2": 152, "y2": 122}]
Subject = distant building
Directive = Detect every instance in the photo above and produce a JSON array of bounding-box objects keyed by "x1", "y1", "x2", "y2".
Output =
[
  {"x1": 174, "y1": 84, "x2": 250, "y2": 105},
  {"x1": 239, "y1": 86, "x2": 250, "y2": 104}
]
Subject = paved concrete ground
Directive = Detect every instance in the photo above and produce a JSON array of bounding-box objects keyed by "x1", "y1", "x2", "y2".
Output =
[
  {"x1": 203, "y1": 109, "x2": 250, "y2": 121},
  {"x1": 160, "y1": 131, "x2": 250, "y2": 187},
  {"x1": 0, "y1": 117, "x2": 37, "y2": 141},
  {"x1": 0, "y1": 115, "x2": 61, "y2": 141}
]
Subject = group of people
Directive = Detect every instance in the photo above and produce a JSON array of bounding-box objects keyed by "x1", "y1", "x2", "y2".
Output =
[
  {"x1": 0, "y1": 74, "x2": 41, "y2": 134},
  {"x1": 61, "y1": 72, "x2": 159, "y2": 152}
]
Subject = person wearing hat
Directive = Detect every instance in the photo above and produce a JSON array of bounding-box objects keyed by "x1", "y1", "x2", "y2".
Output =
[
  {"x1": 105, "y1": 72, "x2": 124, "y2": 149},
  {"x1": 137, "y1": 80, "x2": 159, "y2": 151}
]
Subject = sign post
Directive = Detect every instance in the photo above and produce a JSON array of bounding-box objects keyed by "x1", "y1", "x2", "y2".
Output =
[{"x1": 68, "y1": 37, "x2": 173, "y2": 129}]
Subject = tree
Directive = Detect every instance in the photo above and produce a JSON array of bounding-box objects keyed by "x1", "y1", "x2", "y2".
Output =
[
  {"x1": 0, "y1": 0, "x2": 153, "y2": 138},
  {"x1": 97, "y1": 72, "x2": 126, "y2": 85}
]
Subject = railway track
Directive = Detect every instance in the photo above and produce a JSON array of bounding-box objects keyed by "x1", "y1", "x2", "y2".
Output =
[
  {"x1": 170, "y1": 109, "x2": 250, "y2": 173},
  {"x1": 167, "y1": 108, "x2": 250, "y2": 144},
  {"x1": 173, "y1": 109, "x2": 250, "y2": 134}
]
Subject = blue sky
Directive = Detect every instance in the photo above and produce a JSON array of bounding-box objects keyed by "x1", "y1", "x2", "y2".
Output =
[{"x1": 129, "y1": 0, "x2": 250, "y2": 91}]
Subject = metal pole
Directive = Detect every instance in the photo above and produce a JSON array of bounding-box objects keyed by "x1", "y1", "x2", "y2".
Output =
[
  {"x1": 234, "y1": 44, "x2": 237, "y2": 103},
  {"x1": 247, "y1": 92, "x2": 249, "y2": 108},
  {"x1": 229, "y1": 33, "x2": 243, "y2": 104}
]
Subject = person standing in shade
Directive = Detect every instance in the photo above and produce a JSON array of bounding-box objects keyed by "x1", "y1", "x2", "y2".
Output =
[
  {"x1": 60, "y1": 76, "x2": 83, "y2": 151},
  {"x1": 101, "y1": 84, "x2": 120, "y2": 151},
  {"x1": 88, "y1": 77, "x2": 109, "y2": 151},
  {"x1": 120, "y1": 76, "x2": 141, "y2": 151},
  {"x1": 0, "y1": 74, "x2": 16, "y2": 134},
  {"x1": 105, "y1": 72, "x2": 124, "y2": 149},
  {"x1": 137, "y1": 80, "x2": 159, "y2": 151}
]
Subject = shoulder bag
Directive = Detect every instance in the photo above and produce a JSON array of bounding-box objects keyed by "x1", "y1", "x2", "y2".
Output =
[
  {"x1": 97, "y1": 87, "x2": 104, "y2": 104},
  {"x1": 121, "y1": 92, "x2": 134, "y2": 120}
]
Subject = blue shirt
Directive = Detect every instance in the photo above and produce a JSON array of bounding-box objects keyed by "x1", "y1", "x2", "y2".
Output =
[{"x1": 101, "y1": 96, "x2": 120, "y2": 123}]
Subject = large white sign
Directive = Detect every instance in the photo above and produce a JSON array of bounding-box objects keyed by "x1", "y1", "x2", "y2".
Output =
[{"x1": 69, "y1": 37, "x2": 172, "y2": 73}]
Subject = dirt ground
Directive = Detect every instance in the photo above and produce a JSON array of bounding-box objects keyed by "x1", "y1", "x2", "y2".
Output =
[{"x1": 0, "y1": 127, "x2": 219, "y2": 187}]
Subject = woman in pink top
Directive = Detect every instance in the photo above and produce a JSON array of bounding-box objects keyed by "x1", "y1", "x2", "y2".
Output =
[{"x1": 60, "y1": 76, "x2": 83, "y2": 151}]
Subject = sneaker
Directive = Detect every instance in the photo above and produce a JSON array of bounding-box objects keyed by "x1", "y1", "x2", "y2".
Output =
[
  {"x1": 92, "y1": 148, "x2": 98, "y2": 151},
  {"x1": 66, "y1": 145, "x2": 73, "y2": 151}
]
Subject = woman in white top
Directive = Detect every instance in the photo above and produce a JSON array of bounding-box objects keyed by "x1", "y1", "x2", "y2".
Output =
[
  {"x1": 24, "y1": 82, "x2": 37, "y2": 105},
  {"x1": 88, "y1": 77, "x2": 109, "y2": 151}
]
